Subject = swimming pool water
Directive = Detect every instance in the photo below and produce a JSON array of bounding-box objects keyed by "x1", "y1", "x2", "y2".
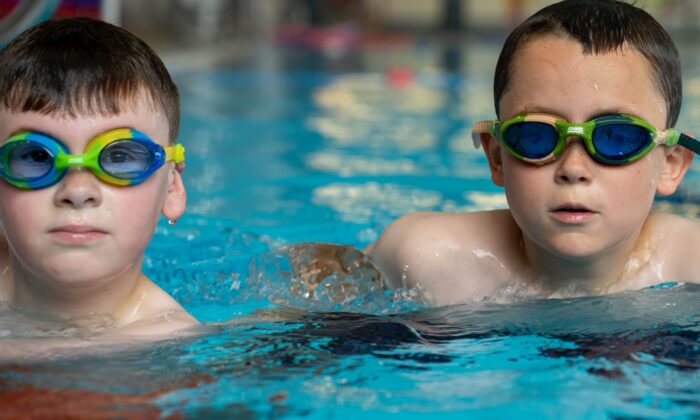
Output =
[{"x1": 3, "y1": 40, "x2": 700, "y2": 417}]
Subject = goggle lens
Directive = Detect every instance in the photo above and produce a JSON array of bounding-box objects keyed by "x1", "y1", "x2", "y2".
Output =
[
  {"x1": 473, "y1": 114, "x2": 699, "y2": 165},
  {"x1": 0, "y1": 129, "x2": 184, "y2": 189},
  {"x1": 592, "y1": 124, "x2": 653, "y2": 161},
  {"x1": 503, "y1": 122, "x2": 558, "y2": 159},
  {"x1": 98, "y1": 140, "x2": 154, "y2": 179},
  {"x1": 7, "y1": 140, "x2": 55, "y2": 179}
]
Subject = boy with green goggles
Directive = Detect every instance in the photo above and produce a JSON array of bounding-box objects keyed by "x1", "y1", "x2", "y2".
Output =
[
  {"x1": 472, "y1": 113, "x2": 700, "y2": 165},
  {"x1": 362, "y1": 0, "x2": 700, "y2": 306}
]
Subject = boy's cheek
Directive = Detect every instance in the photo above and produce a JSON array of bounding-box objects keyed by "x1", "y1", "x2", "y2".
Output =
[{"x1": 0, "y1": 186, "x2": 24, "y2": 220}]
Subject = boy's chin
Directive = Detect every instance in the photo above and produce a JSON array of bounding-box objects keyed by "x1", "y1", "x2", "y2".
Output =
[
  {"x1": 34, "y1": 257, "x2": 140, "y2": 288},
  {"x1": 534, "y1": 235, "x2": 619, "y2": 261}
]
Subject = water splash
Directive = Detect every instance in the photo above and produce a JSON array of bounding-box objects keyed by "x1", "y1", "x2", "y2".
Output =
[{"x1": 248, "y1": 242, "x2": 423, "y2": 314}]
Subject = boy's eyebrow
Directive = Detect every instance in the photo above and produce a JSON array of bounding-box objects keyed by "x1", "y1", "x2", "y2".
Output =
[
  {"x1": 508, "y1": 107, "x2": 640, "y2": 121},
  {"x1": 508, "y1": 106, "x2": 562, "y2": 118},
  {"x1": 585, "y1": 108, "x2": 642, "y2": 119}
]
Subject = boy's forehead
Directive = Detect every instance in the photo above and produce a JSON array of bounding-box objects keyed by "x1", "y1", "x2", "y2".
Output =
[
  {"x1": 501, "y1": 35, "x2": 665, "y2": 124},
  {"x1": 511, "y1": 34, "x2": 656, "y2": 84},
  {"x1": 513, "y1": 33, "x2": 633, "y2": 68}
]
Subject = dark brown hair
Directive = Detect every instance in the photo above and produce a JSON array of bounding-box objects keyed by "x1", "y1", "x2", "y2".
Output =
[
  {"x1": 494, "y1": 0, "x2": 681, "y2": 127},
  {"x1": 0, "y1": 17, "x2": 179, "y2": 142}
]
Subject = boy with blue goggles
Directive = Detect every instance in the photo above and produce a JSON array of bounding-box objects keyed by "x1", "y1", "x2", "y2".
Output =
[
  {"x1": 0, "y1": 128, "x2": 185, "y2": 189},
  {"x1": 360, "y1": 0, "x2": 700, "y2": 307},
  {"x1": 472, "y1": 113, "x2": 700, "y2": 165}
]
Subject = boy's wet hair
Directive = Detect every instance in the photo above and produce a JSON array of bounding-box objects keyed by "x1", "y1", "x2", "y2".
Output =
[
  {"x1": 0, "y1": 17, "x2": 179, "y2": 142},
  {"x1": 494, "y1": 0, "x2": 681, "y2": 128}
]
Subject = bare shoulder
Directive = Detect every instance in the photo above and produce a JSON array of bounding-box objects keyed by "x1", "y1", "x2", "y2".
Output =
[
  {"x1": 370, "y1": 210, "x2": 516, "y2": 251},
  {"x1": 369, "y1": 210, "x2": 522, "y2": 305},
  {"x1": 648, "y1": 212, "x2": 700, "y2": 281}
]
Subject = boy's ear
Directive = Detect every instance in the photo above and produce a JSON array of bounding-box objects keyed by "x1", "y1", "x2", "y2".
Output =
[
  {"x1": 656, "y1": 146, "x2": 694, "y2": 196},
  {"x1": 480, "y1": 133, "x2": 505, "y2": 186},
  {"x1": 161, "y1": 165, "x2": 186, "y2": 220}
]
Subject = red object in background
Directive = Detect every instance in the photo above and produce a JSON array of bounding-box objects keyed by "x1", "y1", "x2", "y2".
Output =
[
  {"x1": 385, "y1": 67, "x2": 414, "y2": 89},
  {"x1": 0, "y1": 0, "x2": 99, "y2": 20}
]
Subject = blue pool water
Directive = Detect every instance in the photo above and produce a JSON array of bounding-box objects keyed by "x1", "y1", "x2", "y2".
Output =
[{"x1": 4, "y1": 40, "x2": 700, "y2": 417}]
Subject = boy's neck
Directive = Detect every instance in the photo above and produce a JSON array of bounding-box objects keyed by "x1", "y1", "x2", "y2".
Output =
[
  {"x1": 522, "y1": 228, "x2": 648, "y2": 296},
  {"x1": 7, "y1": 255, "x2": 146, "y2": 321}
]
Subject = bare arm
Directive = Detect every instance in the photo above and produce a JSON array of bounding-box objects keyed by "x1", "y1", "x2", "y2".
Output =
[
  {"x1": 650, "y1": 212, "x2": 700, "y2": 283},
  {"x1": 368, "y1": 210, "x2": 522, "y2": 306},
  {"x1": 287, "y1": 243, "x2": 382, "y2": 289}
]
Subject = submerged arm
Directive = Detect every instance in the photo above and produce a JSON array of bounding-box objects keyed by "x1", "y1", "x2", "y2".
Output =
[{"x1": 286, "y1": 242, "x2": 385, "y2": 291}]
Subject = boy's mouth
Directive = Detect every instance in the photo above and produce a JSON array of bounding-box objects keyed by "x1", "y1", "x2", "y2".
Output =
[
  {"x1": 49, "y1": 225, "x2": 108, "y2": 244},
  {"x1": 553, "y1": 206, "x2": 593, "y2": 212},
  {"x1": 551, "y1": 204, "x2": 597, "y2": 223}
]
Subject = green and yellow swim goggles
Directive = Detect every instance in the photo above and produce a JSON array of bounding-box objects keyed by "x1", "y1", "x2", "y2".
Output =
[
  {"x1": 0, "y1": 128, "x2": 185, "y2": 189},
  {"x1": 472, "y1": 113, "x2": 700, "y2": 165}
]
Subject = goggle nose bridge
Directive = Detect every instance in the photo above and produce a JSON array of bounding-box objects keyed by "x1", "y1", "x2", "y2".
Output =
[
  {"x1": 54, "y1": 149, "x2": 101, "y2": 171},
  {"x1": 556, "y1": 123, "x2": 597, "y2": 157},
  {"x1": 565, "y1": 125, "x2": 585, "y2": 136}
]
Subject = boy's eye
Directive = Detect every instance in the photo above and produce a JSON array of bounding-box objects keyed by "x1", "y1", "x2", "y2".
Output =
[
  {"x1": 99, "y1": 140, "x2": 152, "y2": 177},
  {"x1": 26, "y1": 150, "x2": 49, "y2": 162},
  {"x1": 106, "y1": 149, "x2": 129, "y2": 163},
  {"x1": 7, "y1": 142, "x2": 54, "y2": 178},
  {"x1": 101, "y1": 142, "x2": 149, "y2": 163},
  {"x1": 16, "y1": 147, "x2": 50, "y2": 163}
]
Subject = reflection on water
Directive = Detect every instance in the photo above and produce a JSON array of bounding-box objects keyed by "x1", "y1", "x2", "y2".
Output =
[
  {"x1": 2, "y1": 284, "x2": 699, "y2": 417},
  {"x1": 312, "y1": 182, "x2": 443, "y2": 224},
  {"x1": 177, "y1": 66, "x2": 504, "y2": 237},
  {"x1": 176, "y1": 284, "x2": 699, "y2": 416}
]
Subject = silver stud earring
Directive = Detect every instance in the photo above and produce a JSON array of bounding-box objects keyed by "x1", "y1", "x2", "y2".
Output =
[{"x1": 168, "y1": 219, "x2": 177, "y2": 226}]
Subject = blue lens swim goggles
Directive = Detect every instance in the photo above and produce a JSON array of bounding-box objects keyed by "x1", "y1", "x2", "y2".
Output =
[
  {"x1": 0, "y1": 128, "x2": 185, "y2": 189},
  {"x1": 472, "y1": 113, "x2": 700, "y2": 165}
]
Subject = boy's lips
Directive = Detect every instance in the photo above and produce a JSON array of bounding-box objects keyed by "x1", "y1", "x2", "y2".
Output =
[
  {"x1": 48, "y1": 225, "x2": 108, "y2": 244},
  {"x1": 550, "y1": 203, "x2": 598, "y2": 224}
]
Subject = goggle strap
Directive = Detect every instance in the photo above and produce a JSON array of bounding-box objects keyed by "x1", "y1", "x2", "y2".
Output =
[
  {"x1": 678, "y1": 133, "x2": 700, "y2": 154},
  {"x1": 166, "y1": 144, "x2": 185, "y2": 163},
  {"x1": 471, "y1": 120, "x2": 494, "y2": 149}
]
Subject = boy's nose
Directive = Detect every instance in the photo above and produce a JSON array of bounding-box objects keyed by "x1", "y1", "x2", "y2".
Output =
[
  {"x1": 53, "y1": 168, "x2": 103, "y2": 208},
  {"x1": 554, "y1": 138, "x2": 594, "y2": 185}
]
